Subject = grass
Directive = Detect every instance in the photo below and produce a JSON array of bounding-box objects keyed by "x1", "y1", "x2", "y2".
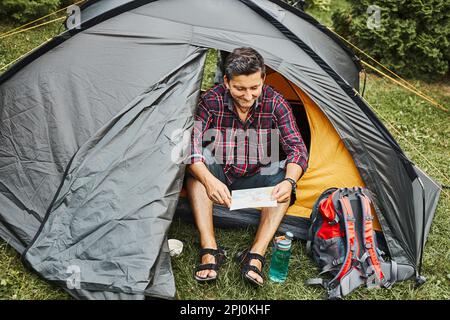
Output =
[
  {"x1": 0, "y1": 21, "x2": 63, "y2": 71},
  {"x1": 0, "y1": 3, "x2": 449, "y2": 300},
  {"x1": 0, "y1": 242, "x2": 70, "y2": 300}
]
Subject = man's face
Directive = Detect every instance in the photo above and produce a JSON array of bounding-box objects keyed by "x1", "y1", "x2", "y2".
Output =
[{"x1": 224, "y1": 71, "x2": 265, "y2": 111}]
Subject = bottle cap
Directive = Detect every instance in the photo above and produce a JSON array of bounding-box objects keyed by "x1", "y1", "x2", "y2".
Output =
[
  {"x1": 277, "y1": 239, "x2": 292, "y2": 250},
  {"x1": 285, "y1": 231, "x2": 294, "y2": 241}
]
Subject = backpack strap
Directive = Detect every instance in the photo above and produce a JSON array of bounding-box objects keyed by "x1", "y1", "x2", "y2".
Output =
[
  {"x1": 305, "y1": 278, "x2": 328, "y2": 288},
  {"x1": 335, "y1": 195, "x2": 359, "y2": 281},
  {"x1": 358, "y1": 191, "x2": 391, "y2": 288},
  {"x1": 325, "y1": 190, "x2": 365, "y2": 299},
  {"x1": 358, "y1": 188, "x2": 409, "y2": 288}
]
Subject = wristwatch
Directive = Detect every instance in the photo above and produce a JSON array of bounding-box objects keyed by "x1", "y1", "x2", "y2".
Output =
[{"x1": 283, "y1": 178, "x2": 297, "y2": 193}]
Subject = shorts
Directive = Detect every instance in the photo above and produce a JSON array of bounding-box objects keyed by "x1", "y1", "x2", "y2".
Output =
[{"x1": 186, "y1": 148, "x2": 286, "y2": 191}]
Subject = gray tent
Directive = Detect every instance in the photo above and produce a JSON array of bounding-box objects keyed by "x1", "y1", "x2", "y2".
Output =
[{"x1": 0, "y1": 0, "x2": 441, "y2": 300}]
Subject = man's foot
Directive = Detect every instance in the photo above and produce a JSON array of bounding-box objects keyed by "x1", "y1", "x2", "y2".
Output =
[
  {"x1": 246, "y1": 258, "x2": 263, "y2": 285},
  {"x1": 196, "y1": 251, "x2": 217, "y2": 279},
  {"x1": 194, "y1": 247, "x2": 227, "y2": 282},
  {"x1": 236, "y1": 250, "x2": 266, "y2": 287}
]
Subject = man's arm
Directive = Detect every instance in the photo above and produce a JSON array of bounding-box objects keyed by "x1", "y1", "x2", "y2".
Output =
[
  {"x1": 188, "y1": 162, "x2": 231, "y2": 207},
  {"x1": 187, "y1": 98, "x2": 211, "y2": 165},
  {"x1": 285, "y1": 162, "x2": 303, "y2": 182},
  {"x1": 272, "y1": 162, "x2": 302, "y2": 202},
  {"x1": 187, "y1": 97, "x2": 231, "y2": 207}
]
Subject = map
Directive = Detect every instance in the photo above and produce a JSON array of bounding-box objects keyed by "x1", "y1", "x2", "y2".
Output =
[{"x1": 230, "y1": 186, "x2": 277, "y2": 211}]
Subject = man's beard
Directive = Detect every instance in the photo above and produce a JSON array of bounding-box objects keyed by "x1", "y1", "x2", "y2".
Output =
[{"x1": 235, "y1": 99, "x2": 255, "y2": 109}]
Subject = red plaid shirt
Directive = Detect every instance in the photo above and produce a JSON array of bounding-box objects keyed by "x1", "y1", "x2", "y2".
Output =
[{"x1": 188, "y1": 84, "x2": 308, "y2": 184}]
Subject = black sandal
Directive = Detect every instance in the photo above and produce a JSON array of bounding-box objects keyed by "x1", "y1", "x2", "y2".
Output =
[
  {"x1": 235, "y1": 249, "x2": 266, "y2": 287},
  {"x1": 194, "y1": 247, "x2": 227, "y2": 282}
]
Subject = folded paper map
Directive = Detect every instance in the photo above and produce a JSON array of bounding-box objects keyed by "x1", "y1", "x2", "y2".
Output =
[{"x1": 230, "y1": 186, "x2": 277, "y2": 211}]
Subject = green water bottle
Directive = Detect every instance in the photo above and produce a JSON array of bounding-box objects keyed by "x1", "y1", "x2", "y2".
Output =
[{"x1": 269, "y1": 231, "x2": 293, "y2": 283}]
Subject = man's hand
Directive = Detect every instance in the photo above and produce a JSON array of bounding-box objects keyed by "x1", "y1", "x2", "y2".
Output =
[
  {"x1": 204, "y1": 177, "x2": 232, "y2": 208},
  {"x1": 271, "y1": 180, "x2": 292, "y2": 203}
]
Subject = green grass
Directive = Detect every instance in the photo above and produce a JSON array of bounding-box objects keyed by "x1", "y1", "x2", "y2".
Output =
[
  {"x1": 0, "y1": 20, "x2": 63, "y2": 71},
  {"x1": 0, "y1": 242, "x2": 70, "y2": 300},
  {"x1": 0, "y1": 4, "x2": 449, "y2": 300}
]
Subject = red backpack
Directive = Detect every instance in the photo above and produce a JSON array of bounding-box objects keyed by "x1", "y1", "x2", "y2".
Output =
[{"x1": 306, "y1": 187, "x2": 415, "y2": 299}]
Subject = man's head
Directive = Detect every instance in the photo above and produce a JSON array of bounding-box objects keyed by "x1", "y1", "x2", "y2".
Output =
[{"x1": 223, "y1": 47, "x2": 266, "y2": 111}]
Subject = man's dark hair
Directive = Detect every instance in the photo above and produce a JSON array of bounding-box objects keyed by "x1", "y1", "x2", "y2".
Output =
[{"x1": 224, "y1": 47, "x2": 266, "y2": 80}]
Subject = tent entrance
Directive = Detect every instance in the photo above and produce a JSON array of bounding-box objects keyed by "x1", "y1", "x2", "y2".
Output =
[
  {"x1": 177, "y1": 63, "x2": 381, "y2": 232},
  {"x1": 264, "y1": 70, "x2": 381, "y2": 231}
]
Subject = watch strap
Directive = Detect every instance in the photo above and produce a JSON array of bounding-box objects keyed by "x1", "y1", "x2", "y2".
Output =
[{"x1": 283, "y1": 178, "x2": 297, "y2": 190}]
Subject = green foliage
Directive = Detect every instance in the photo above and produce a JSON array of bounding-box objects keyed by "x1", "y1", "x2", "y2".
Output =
[
  {"x1": 308, "y1": 0, "x2": 331, "y2": 12},
  {"x1": 201, "y1": 49, "x2": 219, "y2": 91},
  {"x1": 332, "y1": 0, "x2": 450, "y2": 79},
  {"x1": 0, "y1": 0, "x2": 63, "y2": 24},
  {"x1": 283, "y1": 0, "x2": 331, "y2": 12}
]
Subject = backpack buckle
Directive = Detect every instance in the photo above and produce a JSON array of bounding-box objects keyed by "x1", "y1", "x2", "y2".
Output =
[
  {"x1": 351, "y1": 259, "x2": 361, "y2": 268},
  {"x1": 376, "y1": 248, "x2": 385, "y2": 256},
  {"x1": 327, "y1": 279, "x2": 338, "y2": 289},
  {"x1": 381, "y1": 278, "x2": 393, "y2": 289}
]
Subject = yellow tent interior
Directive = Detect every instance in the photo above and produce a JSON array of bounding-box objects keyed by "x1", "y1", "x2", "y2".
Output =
[{"x1": 180, "y1": 67, "x2": 382, "y2": 231}]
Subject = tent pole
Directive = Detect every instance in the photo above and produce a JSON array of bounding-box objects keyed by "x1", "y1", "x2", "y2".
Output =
[
  {"x1": 361, "y1": 67, "x2": 367, "y2": 98},
  {"x1": 415, "y1": 176, "x2": 427, "y2": 287}
]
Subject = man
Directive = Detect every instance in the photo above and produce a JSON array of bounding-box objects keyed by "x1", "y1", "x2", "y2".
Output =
[{"x1": 185, "y1": 47, "x2": 308, "y2": 286}]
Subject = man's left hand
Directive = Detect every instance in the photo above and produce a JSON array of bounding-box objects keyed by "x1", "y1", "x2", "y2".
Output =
[{"x1": 271, "y1": 180, "x2": 292, "y2": 203}]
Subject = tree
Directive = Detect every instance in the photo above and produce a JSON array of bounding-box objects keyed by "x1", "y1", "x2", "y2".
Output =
[{"x1": 332, "y1": 0, "x2": 450, "y2": 79}]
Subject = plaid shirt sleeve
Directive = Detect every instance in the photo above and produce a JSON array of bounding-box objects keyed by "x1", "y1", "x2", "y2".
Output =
[
  {"x1": 187, "y1": 96, "x2": 213, "y2": 164},
  {"x1": 273, "y1": 96, "x2": 309, "y2": 174}
]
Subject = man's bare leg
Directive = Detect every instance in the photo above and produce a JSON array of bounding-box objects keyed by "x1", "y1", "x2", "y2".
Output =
[
  {"x1": 245, "y1": 198, "x2": 290, "y2": 284},
  {"x1": 186, "y1": 176, "x2": 218, "y2": 279}
]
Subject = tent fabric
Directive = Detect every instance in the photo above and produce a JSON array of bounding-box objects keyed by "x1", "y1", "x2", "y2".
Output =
[
  {"x1": 22, "y1": 48, "x2": 207, "y2": 298},
  {"x1": 0, "y1": 9, "x2": 205, "y2": 250},
  {"x1": 74, "y1": 0, "x2": 361, "y2": 91},
  {"x1": 0, "y1": 0, "x2": 441, "y2": 299}
]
